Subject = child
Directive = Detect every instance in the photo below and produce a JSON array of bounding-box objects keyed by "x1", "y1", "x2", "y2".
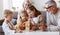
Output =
[
  {"x1": 26, "y1": 5, "x2": 46, "y2": 31},
  {"x1": 16, "y1": 10, "x2": 28, "y2": 32},
  {"x1": 2, "y1": 10, "x2": 16, "y2": 35}
]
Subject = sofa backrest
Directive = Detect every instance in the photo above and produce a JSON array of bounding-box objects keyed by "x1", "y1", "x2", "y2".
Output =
[
  {"x1": 0, "y1": 19, "x2": 4, "y2": 25},
  {"x1": 13, "y1": 12, "x2": 18, "y2": 19},
  {"x1": 41, "y1": 11, "x2": 46, "y2": 23}
]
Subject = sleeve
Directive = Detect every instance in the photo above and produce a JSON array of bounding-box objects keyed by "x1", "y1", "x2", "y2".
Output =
[
  {"x1": 46, "y1": 12, "x2": 60, "y2": 31},
  {"x1": 57, "y1": 16, "x2": 60, "y2": 31},
  {"x1": 46, "y1": 12, "x2": 57, "y2": 26},
  {"x1": 2, "y1": 23, "x2": 15, "y2": 35},
  {"x1": 38, "y1": 15, "x2": 45, "y2": 24},
  {"x1": 46, "y1": 12, "x2": 51, "y2": 26}
]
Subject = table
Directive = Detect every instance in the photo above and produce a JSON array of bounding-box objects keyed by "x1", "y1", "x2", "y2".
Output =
[{"x1": 9, "y1": 31, "x2": 59, "y2": 35}]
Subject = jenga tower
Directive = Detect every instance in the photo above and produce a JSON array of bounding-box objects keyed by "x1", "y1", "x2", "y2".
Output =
[
  {"x1": 17, "y1": 11, "x2": 23, "y2": 30},
  {"x1": 25, "y1": 21, "x2": 30, "y2": 32}
]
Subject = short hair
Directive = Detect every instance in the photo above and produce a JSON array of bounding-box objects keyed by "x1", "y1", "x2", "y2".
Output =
[
  {"x1": 4, "y1": 9, "x2": 13, "y2": 16},
  {"x1": 45, "y1": 0, "x2": 57, "y2": 6}
]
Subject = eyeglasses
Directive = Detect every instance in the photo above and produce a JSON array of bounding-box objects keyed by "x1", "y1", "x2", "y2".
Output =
[{"x1": 44, "y1": 6, "x2": 53, "y2": 9}]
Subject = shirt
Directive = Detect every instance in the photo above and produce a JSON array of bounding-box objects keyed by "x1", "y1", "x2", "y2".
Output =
[
  {"x1": 2, "y1": 20, "x2": 15, "y2": 35},
  {"x1": 31, "y1": 15, "x2": 44, "y2": 25},
  {"x1": 46, "y1": 9, "x2": 60, "y2": 31}
]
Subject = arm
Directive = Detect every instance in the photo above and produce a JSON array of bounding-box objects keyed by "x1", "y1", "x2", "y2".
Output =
[
  {"x1": 2, "y1": 23, "x2": 15, "y2": 35},
  {"x1": 38, "y1": 15, "x2": 45, "y2": 24},
  {"x1": 46, "y1": 13, "x2": 60, "y2": 31}
]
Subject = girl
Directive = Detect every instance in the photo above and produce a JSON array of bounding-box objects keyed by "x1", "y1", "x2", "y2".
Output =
[
  {"x1": 26, "y1": 5, "x2": 46, "y2": 31},
  {"x1": 16, "y1": 10, "x2": 28, "y2": 32}
]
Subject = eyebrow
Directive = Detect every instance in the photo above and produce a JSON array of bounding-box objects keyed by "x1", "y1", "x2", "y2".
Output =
[{"x1": 44, "y1": 6, "x2": 53, "y2": 9}]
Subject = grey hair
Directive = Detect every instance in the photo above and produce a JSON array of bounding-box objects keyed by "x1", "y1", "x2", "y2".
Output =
[{"x1": 45, "y1": 0, "x2": 57, "y2": 6}]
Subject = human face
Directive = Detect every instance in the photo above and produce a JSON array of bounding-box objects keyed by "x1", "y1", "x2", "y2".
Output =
[
  {"x1": 24, "y1": 2, "x2": 30, "y2": 10},
  {"x1": 6, "y1": 14, "x2": 13, "y2": 22},
  {"x1": 27, "y1": 9, "x2": 35, "y2": 18},
  {"x1": 45, "y1": 4, "x2": 57, "y2": 14},
  {"x1": 21, "y1": 13, "x2": 28, "y2": 21}
]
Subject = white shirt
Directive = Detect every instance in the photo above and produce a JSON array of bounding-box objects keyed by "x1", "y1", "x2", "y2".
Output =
[
  {"x1": 2, "y1": 20, "x2": 15, "y2": 35},
  {"x1": 31, "y1": 15, "x2": 43, "y2": 25},
  {"x1": 46, "y1": 9, "x2": 60, "y2": 31}
]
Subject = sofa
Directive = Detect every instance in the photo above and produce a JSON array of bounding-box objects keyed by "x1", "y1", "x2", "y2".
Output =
[{"x1": 0, "y1": 11, "x2": 46, "y2": 35}]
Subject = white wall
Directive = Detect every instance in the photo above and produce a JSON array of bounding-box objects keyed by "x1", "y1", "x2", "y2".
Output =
[
  {"x1": 0, "y1": 0, "x2": 13, "y2": 19},
  {"x1": 30, "y1": 0, "x2": 49, "y2": 11},
  {"x1": 55, "y1": 0, "x2": 60, "y2": 8},
  {"x1": 30, "y1": 0, "x2": 60, "y2": 11},
  {"x1": 0, "y1": 0, "x2": 3, "y2": 19},
  {"x1": 3, "y1": 0, "x2": 12, "y2": 10}
]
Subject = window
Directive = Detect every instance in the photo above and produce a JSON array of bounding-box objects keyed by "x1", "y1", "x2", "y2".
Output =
[
  {"x1": 12, "y1": 0, "x2": 25, "y2": 11},
  {"x1": 3, "y1": 0, "x2": 25, "y2": 11}
]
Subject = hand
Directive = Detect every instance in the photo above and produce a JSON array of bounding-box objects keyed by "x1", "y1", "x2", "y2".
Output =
[
  {"x1": 31, "y1": 26, "x2": 37, "y2": 31},
  {"x1": 15, "y1": 29, "x2": 23, "y2": 33},
  {"x1": 39, "y1": 26, "x2": 46, "y2": 31}
]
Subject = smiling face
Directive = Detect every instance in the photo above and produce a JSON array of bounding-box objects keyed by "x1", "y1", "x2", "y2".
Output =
[
  {"x1": 27, "y1": 9, "x2": 35, "y2": 18},
  {"x1": 4, "y1": 10, "x2": 13, "y2": 22},
  {"x1": 6, "y1": 14, "x2": 13, "y2": 22},
  {"x1": 45, "y1": 3, "x2": 58, "y2": 14},
  {"x1": 23, "y1": 1, "x2": 31, "y2": 10},
  {"x1": 20, "y1": 12, "x2": 28, "y2": 22}
]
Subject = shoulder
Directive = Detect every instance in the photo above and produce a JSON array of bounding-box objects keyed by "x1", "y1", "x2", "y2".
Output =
[
  {"x1": 37, "y1": 15, "x2": 44, "y2": 21},
  {"x1": 37, "y1": 15, "x2": 43, "y2": 18},
  {"x1": 2, "y1": 20, "x2": 8, "y2": 27}
]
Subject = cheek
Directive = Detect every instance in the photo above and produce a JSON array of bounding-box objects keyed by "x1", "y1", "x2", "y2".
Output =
[
  {"x1": 22, "y1": 17, "x2": 26, "y2": 20},
  {"x1": 47, "y1": 8, "x2": 51, "y2": 11},
  {"x1": 9, "y1": 16, "x2": 13, "y2": 20},
  {"x1": 9, "y1": 17, "x2": 12, "y2": 20},
  {"x1": 7, "y1": 17, "x2": 11, "y2": 21},
  {"x1": 22, "y1": 17, "x2": 25, "y2": 19},
  {"x1": 31, "y1": 12, "x2": 35, "y2": 15},
  {"x1": 52, "y1": 8, "x2": 56, "y2": 11}
]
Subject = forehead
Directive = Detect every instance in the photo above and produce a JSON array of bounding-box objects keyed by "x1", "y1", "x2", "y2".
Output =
[
  {"x1": 6, "y1": 14, "x2": 13, "y2": 17},
  {"x1": 45, "y1": 4, "x2": 51, "y2": 8},
  {"x1": 24, "y1": 1, "x2": 30, "y2": 5},
  {"x1": 8, "y1": 14, "x2": 13, "y2": 16},
  {"x1": 21, "y1": 13, "x2": 27, "y2": 16}
]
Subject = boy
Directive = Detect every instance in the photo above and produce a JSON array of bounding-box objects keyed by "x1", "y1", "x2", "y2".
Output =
[{"x1": 2, "y1": 10, "x2": 16, "y2": 35}]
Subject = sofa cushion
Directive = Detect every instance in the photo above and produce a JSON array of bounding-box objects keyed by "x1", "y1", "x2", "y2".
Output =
[
  {"x1": 0, "y1": 32, "x2": 4, "y2": 35},
  {"x1": 0, "y1": 19, "x2": 4, "y2": 25},
  {"x1": 0, "y1": 26, "x2": 4, "y2": 33},
  {"x1": 41, "y1": 11, "x2": 46, "y2": 23},
  {"x1": 13, "y1": 12, "x2": 18, "y2": 19}
]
